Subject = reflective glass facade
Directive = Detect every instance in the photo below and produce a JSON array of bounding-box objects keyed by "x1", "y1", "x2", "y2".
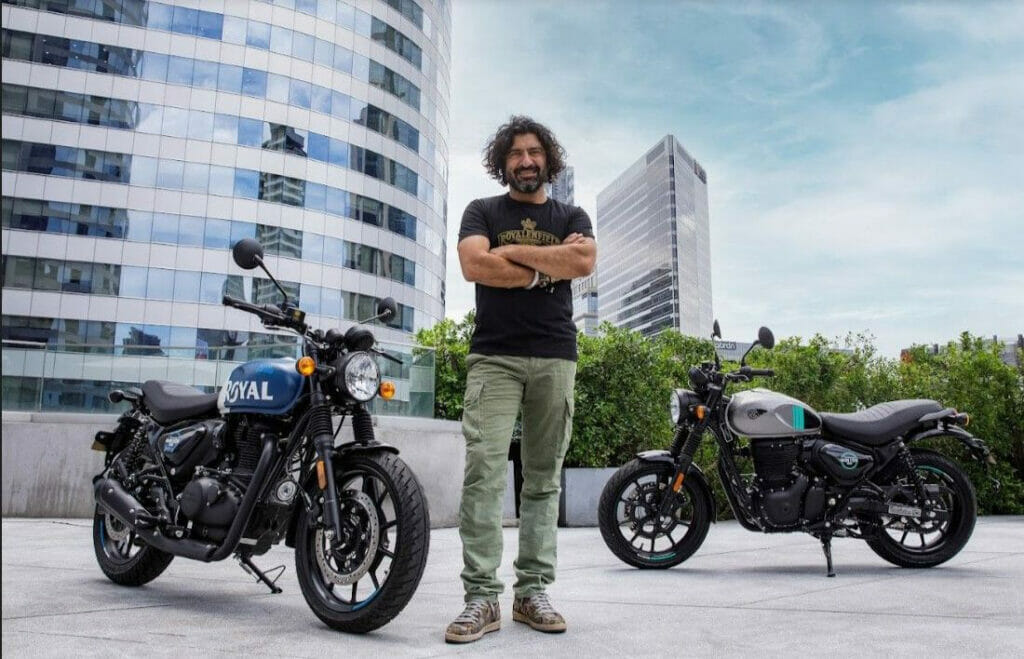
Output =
[
  {"x1": 595, "y1": 135, "x2": 712, "y2": 338},
  {"x1": 2, "y1": 0, "x2": 451, "y2": 413}
]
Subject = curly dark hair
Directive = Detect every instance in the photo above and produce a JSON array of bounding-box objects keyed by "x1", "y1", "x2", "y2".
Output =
[{"x1": 482, "y1": 115, "x2": 567, "y2": 186}]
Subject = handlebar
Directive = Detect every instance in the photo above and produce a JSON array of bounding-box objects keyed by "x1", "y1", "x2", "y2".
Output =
[
  {"x1": 222, "y1": 294, "x2": 286, "y2": 325},
  {"x1": 724, "y1": 366, "x2": 775, "y2": 382}
]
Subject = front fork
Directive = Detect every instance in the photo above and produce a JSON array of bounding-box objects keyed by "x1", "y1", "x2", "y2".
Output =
[
  {"x1": 307, "y1": 392, "x2": 346, "y2": 547},
  {"x1": 659, "y1": 420, "x2": 709, "y2": 519}
]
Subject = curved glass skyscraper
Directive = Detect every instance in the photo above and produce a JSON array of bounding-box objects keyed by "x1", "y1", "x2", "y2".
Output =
[{"x1": 1, "y1": 0, "x2": 450, "y2": 413}]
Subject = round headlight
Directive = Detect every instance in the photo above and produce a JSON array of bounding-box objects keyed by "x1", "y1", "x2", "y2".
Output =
[
  {"x1": 340, "y1": 352, "x2": 380, "y2": 402},
  {"x1": 669, "y1": 392, "x2": 681, "y2": 424}
]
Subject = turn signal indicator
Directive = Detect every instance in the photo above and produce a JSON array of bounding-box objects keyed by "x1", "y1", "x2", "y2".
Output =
[{"x1": 296, "y1": 356, "x2": 316, "y2": 376}]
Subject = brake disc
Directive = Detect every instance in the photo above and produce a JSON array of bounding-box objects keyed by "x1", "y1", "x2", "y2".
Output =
[
  {"x1": 625, "y1": 481, "x2": 681, "y2": 538},
  {"x1": 104, "y1": 513, "x2": 131, "y2": 542},
  {"x1": 315, "y1": 490, "x2": 380, "y2": 586}
]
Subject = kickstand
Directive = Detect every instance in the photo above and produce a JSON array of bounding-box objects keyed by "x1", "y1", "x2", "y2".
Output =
[
  {"x1": 238, "y1": 555, "x2": 285, "y2": 594},
  {"x1": 820, "y1": 535, "x2": 836, "y2": 578}
]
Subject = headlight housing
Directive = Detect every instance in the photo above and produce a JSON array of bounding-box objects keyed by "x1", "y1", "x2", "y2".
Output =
[
  {"x1": 337, "y1": 352, "x2": 380, "y2": 402},
  {"x1": 670, "y1": 388, "x2": 702, "y2": 425}
]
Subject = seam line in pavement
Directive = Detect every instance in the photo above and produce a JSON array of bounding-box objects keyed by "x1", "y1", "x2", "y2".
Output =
[
  {"x1": 549, "y1": 596, "x2": 992, "y2": 621},
  {"x1": 3, "y1": 603, "x2": 176, "y2": 621},
  {"x1": 3, "y1": 629, "x2": 307, "y2": 658},
  {"x1": 734, "y1": 551, "x2": 1024, "y2": 607}
]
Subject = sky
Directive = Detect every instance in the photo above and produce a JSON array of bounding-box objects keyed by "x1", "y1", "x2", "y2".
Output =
[{"x1": 442, "y1": 1, "x2": 1023, "y2": 357}]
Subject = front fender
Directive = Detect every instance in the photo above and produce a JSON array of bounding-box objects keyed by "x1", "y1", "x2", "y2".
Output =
[
  {"x1": 284, "y1": 441, "x2": 400, "y2": 548},
  {"x1": 636, "y1": 450, "x2": 716, "y2": 523}
]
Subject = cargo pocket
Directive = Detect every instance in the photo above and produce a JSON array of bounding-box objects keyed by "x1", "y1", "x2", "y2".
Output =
[
  {"x1": 461, "y1": 381, "x2": 485, "y2": 442},
  {"x1": 558, "y1": 392, "x2": 575, "y2": 459}
]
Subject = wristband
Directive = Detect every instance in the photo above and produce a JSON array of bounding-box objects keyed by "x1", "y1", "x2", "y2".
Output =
[{"x1": 525, "y1": 270, "x2": 540, "y2": 290}]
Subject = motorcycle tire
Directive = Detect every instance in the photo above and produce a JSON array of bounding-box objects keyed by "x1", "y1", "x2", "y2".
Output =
[
  {"x1": 598, "y1": 458, "x2": 711, "y2": 569},
  {"x1": 92, "y1": 506, "x2": 174, "y2": 586},
  {"x1": 295, "y1": 451, "x2": 430, "y2": 633},
  {"x1": 866, "y1": 449, "x2": 977, "y2": 569}
]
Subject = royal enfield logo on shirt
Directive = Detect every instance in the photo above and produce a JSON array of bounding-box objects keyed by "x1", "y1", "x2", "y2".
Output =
[
  {"x1": 498, "y1": 218, "x2": 560, "y2": 247},
  {"x1": 224, "y1": 380, "x2": 274, "y2": 403}
]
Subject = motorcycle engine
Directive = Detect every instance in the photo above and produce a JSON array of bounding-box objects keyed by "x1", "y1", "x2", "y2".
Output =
[
  {"x1": 750, "y1": 439, "x2": 825, "y2": 528},
  {"x1": 179, "y1": 475, "x2": 242, "y2": 541},
  {"x1": 175, "y1": 418, "x2": 269, "y2": 541}
]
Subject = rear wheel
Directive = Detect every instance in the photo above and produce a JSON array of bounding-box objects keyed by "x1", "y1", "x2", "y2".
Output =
[
  {"x1": 92, "y1": 506, "x2": 174, "y2": 586},
  {"x1": 598, "y1": 459, "x2": 711, "y2": 569},
  {"x1": 867, "y1": 450, "x2": 977, "y2": 568},
  {"x1": 295, "y1": 452, "x2": 430, "y2": 633}
]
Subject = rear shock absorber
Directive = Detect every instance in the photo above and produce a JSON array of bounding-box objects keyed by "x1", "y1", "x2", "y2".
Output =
[{"x1": 899, "y1": 442, "x2": 931, "y2": 505}]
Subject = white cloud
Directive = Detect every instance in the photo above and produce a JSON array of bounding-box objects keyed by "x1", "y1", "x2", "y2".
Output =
[
  {"x1": 898, "y1": 3, "x2": 1024, "y2": 43},
  {"x1": 443, "y1": 1, "x2": 1023, "y2": 357}
]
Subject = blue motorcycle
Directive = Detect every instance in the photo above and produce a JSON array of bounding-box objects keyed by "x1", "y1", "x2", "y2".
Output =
[{"x1": 91, "y1": 239, "x2": 430, "y2": 633}]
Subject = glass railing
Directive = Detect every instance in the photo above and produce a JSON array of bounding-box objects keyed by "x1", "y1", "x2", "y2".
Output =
[{"x1": 1, "y1": 339, "x2": 434, "y2": 417}]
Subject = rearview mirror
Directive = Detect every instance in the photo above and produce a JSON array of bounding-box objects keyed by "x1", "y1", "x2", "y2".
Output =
[
  {"x1": 712, "y1": 319, "x2": 721, "y2": 339},
  {"x1": 758, "y1": 326, "x2": 775, "y2": 350},
  {"x1": 377, "y1": 297, "x2": 397, "y2": 322},
  {"x1": 232, "y1": 239, "x2": 264, "y2": 270}
]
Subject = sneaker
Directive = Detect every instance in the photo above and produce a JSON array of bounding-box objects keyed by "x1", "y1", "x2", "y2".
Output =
[
  {"x1": 444, "y1": 599, "x2": 501, "y2": 643},
  {"x1": 512, "y1": 592, "x2": 566, "y2": 633}
]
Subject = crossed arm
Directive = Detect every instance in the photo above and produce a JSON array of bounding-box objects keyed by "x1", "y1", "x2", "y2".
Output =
[{"x1": 458, "y1": 233, "x2": 597, "y2": 288}]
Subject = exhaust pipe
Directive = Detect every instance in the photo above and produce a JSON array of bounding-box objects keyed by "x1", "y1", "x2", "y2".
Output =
[{"x1": 94, "y1": 477, "x2": 217, "y2": 561}]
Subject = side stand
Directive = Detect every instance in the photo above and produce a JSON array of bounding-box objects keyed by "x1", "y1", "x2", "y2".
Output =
[
  {"x1": 820, "y1": 535, "x2": 836, "y2": 578},
  {"x1": 239, "y1": 555, "x2": 285, "y2": 593}
]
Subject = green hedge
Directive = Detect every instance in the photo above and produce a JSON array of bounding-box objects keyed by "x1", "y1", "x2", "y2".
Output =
[{"x1": 417, "y1": 317, "x2": 1023, "y2": 515}]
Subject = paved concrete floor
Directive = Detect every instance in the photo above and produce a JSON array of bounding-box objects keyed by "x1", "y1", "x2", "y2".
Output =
[{"x1": 3, "y1": 517, "x2": 1022, "y2": 658}]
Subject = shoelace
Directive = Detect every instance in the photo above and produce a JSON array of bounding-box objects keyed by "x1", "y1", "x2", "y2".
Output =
[
  {"x1": 454, "y1": 599, "x2": 491, "y2": 624},
  {"x1": 526, "y1": 592, "x2": 556, "y2": 615}
]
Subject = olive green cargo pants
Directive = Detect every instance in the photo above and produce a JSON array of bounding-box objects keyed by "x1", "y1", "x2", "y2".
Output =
[{"x1": 459, "y1": 354, "x2": 576, "y2": 602}]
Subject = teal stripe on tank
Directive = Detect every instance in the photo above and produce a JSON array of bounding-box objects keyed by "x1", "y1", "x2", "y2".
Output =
[{"x1": 792, "y1": 405, "x2": 805, "y2": 430}]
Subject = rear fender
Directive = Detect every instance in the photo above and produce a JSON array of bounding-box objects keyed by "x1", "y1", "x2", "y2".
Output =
[
  {"x1": 906, "y1": 426, "x2": 994, "y2": 466},
  {"x1": 636, "y1": 450, "x2": 716, "y2": 523},
  {"x1": 284, "y1": 441, "x2": 400, "y2": 548}
]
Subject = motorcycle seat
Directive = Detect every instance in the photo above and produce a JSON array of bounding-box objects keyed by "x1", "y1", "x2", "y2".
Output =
[
  {"x1": 820, "y1": 399, "x2": 943, "y2": 446},
  {"x1": 142, "y1": 380, "x2": 219, "y2": 425}
]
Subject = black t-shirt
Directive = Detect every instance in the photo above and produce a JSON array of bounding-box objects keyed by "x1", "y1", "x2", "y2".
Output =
[{"x1": 458, "y1": 194, "x2": 594, "y2": 361}]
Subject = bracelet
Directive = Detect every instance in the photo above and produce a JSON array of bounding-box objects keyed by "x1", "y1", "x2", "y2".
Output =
[{"x1": 525, "y1": 270, "x2": 540, "y2": 290}]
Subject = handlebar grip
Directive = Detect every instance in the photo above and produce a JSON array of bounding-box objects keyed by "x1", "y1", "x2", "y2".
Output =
[
  {"x1": 748, "y1": 368, "x2": 775, "y2": 377},
  {"x1": 222, "y1": 294, "x2": 244, "y2": 307}
]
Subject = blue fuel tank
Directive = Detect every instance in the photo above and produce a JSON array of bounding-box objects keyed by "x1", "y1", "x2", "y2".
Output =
[{"x1": 217, "y1": 359, "x2": 305, "y2": 415}]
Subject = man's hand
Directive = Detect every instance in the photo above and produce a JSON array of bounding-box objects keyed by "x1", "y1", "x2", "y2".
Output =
[{"x1": 458, "y1": 235, "x2": 536, "y2": 288}]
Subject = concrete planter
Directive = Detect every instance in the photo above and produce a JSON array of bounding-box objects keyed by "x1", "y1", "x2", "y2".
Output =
[{"x1": 558, "y1": 467, "x2": 618, "y2": 527}]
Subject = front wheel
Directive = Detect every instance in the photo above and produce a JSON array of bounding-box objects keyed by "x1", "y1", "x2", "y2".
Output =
[
  {"x1": 295, "y1": 452, "x2": 430, "y2": 633},
  {"x1": 866, "y1": 449, "x2": 977, "y2": 568},
  {"x1": 598, "y1": 459, "x2": 712, "y2": 569}
]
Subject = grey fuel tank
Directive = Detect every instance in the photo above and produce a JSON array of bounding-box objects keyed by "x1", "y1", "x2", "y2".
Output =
[{"x1": 726, "y1": 388, "x2": 822, "y2": 437}]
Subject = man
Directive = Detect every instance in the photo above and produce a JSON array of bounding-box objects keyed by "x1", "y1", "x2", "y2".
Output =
[{"x1": 445, "y1": 116, "x2": 596, "y2": 643}]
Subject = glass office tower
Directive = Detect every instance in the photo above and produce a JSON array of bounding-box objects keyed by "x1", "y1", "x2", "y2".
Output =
[
  {"x1": 595, "y1": 135, "x2": 711, "y2": 338},
  {"x1": 546, "y1": 164, "x2": 573, "y2": 205},
  {"x1": 1, "y1": 0, "x2": 450, "y2": 413}
]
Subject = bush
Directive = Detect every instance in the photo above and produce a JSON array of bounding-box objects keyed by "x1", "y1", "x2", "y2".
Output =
[
  {"x1": 414, "y1": 312, "x2": 475, "y2": 421},
  {"x1": 419, "y1": 314, "x2": 1022, "y2": 514}
]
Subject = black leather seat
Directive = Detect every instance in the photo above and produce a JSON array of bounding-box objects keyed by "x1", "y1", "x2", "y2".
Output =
[
  {"x1": 820, "y1": 399, "x2": 943, "y2": 446},
  {"x1": 142, "y1": 380, "x2": 219, "y2": 425}
]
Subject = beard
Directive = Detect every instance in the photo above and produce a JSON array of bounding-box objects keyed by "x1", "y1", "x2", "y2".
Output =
[{"x1": 507, "y1": 165, "x2": 546, "y2": 193}]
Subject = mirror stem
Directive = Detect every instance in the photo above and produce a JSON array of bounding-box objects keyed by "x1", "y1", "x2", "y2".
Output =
[
  {"x1": 358, "y1": 309, "x2": 393, "y2": 325},
  {"x1": 254, "y1": 256, "x2": 291, "y2": 304},
  {"x1": 739, "y1": 342, "x2": 759, "y2": 367}
]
